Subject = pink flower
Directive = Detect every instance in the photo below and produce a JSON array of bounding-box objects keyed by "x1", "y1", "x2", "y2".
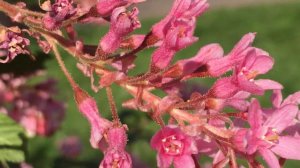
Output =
[
  {"x1": 0, "y1": 28, "x2": 30, "y2": 63},
  {"x1": 100, "y1": 7, "x2": 141, "y2": 53},
  {"x1": 233, "y1": 99, "x2": 300, "y2": 168},
  {"x1": 96, "y1": 0, "x2": 144, "y2": 16},
  {"x1": 210, "y1": 48, "x2": 282, "y2": 99},
  {"x1": 163, "y1": 44, "x2": 223, "y2": 78},
  {"x1": 151, "y1": 18, "x2": 198, "y2": 69},
  {"x1": 100, "y1": 126, "x2": 132, "y2": 168},
  {"x1": 150, "y1": 0, "x2": 208, "y2": 69},
  {"x1": 152, "y1": 0, "x2": 209, "y2": 39},
  {"x1": 0, "y1": 74, "x2": 65, "y2": 137},
  {"x1": 207, "y1": 33, "x2": 256, "y2": 77},
  {"x1": 150, "y1": 125, "x2": 198, "y2": 168},
  {"x1": 43, "y1": 0, "x2": 77, "y2": 30}
]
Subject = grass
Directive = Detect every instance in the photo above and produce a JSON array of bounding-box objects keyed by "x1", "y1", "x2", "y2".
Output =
[{"x1": 4, "y1": 2, "x2": 300, "y2": 168}]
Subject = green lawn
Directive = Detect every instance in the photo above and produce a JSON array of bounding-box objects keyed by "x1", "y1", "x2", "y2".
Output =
[{"x1": 7, "y1": 2, "x2": 300, "y2": 168}]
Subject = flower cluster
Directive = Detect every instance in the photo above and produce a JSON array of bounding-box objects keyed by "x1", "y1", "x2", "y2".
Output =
[
  {"x1": 0, "y1": 72, "x2": 65, "y2": 137},
  {"x1": 0, "y1": 0, "x2": 299, "y2": 167},
  {"x1": 0, "y1": 27, "x2": 30, "y2": 63}
]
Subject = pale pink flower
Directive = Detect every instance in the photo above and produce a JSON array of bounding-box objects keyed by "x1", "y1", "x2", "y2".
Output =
[
  {"x1": 100, "y1": 7, "x2": 141, "y2": 53},
  {"x1": 233, "y1": 99, "x2": 300, "y2": 168},
  {"x1": 151, "y1": 125, "x2": 198, "y2": 168}
]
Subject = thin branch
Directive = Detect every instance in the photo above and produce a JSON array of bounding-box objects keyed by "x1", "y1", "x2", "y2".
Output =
[{"x1": 51, "y1": 41, "x2": 78, "y2": 88}]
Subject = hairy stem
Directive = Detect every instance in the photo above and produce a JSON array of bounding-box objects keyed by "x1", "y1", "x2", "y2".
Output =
[{"x1": 106, "y1": 86, "x2": 121, "y2": 125}]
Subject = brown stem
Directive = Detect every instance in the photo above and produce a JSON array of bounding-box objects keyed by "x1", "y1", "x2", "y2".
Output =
[
  {"x1": 0, "y1": 0, "x2": 19, "y2": 18},
  {"x1": 229, "y1": 148, "x2": 238, "y2": 168},
  {"x1": 111, "y1": 32, "x2": 158, "y2": 62}
]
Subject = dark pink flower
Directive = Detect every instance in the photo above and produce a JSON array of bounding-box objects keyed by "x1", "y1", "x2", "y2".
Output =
[
  {"x1": 100, "y1": 148, "x2": 132, "y2": 168},
  {"x1": 151, "y1": 125, "x2": 198, "y2": 168},
  {"x1": 43, "y1": 0, "x2": 77, "y2": 30},
  {"x1": 100, "y1": 7, "x2": 141, "y2": 53},
  {"x1": 0, "y1": 28, "x2": 30, "y2": 63}
]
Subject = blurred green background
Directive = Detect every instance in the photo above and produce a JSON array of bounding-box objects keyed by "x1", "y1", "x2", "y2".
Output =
[{"x1": 2, "y1": 1, "x2": 300, "y2": 167}]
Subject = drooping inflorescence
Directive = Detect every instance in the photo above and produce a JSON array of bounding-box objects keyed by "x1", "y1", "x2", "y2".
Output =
[{"x1": 0, "y1": 0, "x2": 300, "y2": 167}]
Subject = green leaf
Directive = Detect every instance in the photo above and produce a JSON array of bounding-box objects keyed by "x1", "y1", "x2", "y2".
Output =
[
  {"x1": 0, "y1": 113, "x2": 25, "y2": 163},
  {"x1": 0, "y1": 149, "x2": 25, "y2": 163}
]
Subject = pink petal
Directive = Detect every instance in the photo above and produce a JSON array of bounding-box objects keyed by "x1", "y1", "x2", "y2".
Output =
[
  {"x1": 207, "y1": 56, "x2": 232, "y2": 77},
  {"x1": 248, "y1": 99, "x2": 263, "y2": 131},
  {"x1": 258, "y1": 148, "x2": 280, "y2": 168},
  {"x1": 251, "y1": 55, "x2": 274, "y2": 74},
  {"x1": 184, "y1": 0, "x2": 209, "y2": 18},
  {"x1": 283, "y1": 91, "x2": 300, "y2": 106},
  {"x1": 151, "y1": 45, "x2": 176, "y2": 69},
  {"x1": 174, "y1": 155, "x2": 195, "y2": 168},
  {"x1": 100, "y1": 31, "x2": 120, "y2": 53},
  {"x1": 210, "y1": 77, "x2": 239, "y2": 98},
  {"x1": 271, "y1": 90, "x2": 283, "y2": 108},
  {"x1": 230, "y1": 33, "x2": 256, "y2": 56},
  {"x1": 271, "y1": 136, "x2": 300, "y2": 160},
  {"x1": 180, "y1": 43, "x2": 224, "y2": 75},
  {"x1": 254, "y1": 79, "x2": 283, "y2": 90},
  {"x1": 157, "y1": 153, "x2": 173, "y2": 168},
  {"x1": 225, "y1": 98, "x2": 249, "y2": 111},
  {"x1": 237, "y1": 76, "x2": 264, "y2": 95},
  {"x1": 264, "y1": 104, "x2": 298, "y2": 133}
]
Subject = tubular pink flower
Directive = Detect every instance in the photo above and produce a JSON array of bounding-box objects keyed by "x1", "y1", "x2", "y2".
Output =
[
  {"x1": 100, "y1": 7, "x2": 141, "y2": 53},
  {"x1": 74, "y1": 87, "x2": 112, "y2": 148},
  {"x1": 151, "y1": 125, "x2": 198, "y2": 168}
]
